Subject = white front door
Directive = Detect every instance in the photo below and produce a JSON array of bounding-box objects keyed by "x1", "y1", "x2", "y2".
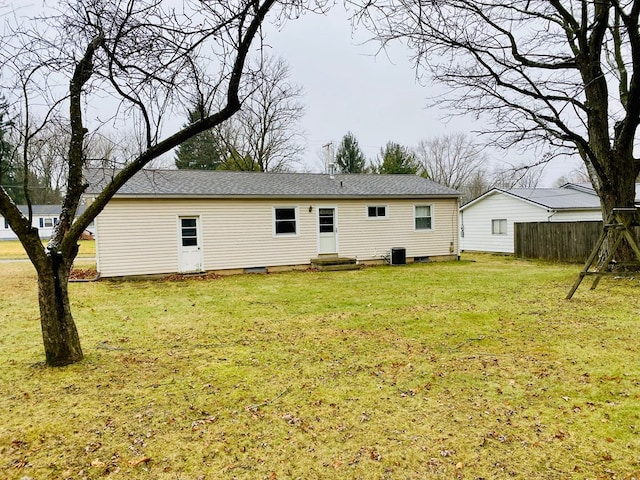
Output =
[
  {"x1": 318, "y1": 207, "x2": 338, "y2": 254},
  {"x1": 178, "y1": 216, "x2": 203, "y2": 273}
]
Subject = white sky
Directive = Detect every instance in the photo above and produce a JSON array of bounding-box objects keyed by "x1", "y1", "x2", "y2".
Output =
[
  {"x1": 14, "y1": 1, "x2": 583, "y2": 187},
  {"x1": 264, "y1": 7, "x2": 583, "y2": 186}
]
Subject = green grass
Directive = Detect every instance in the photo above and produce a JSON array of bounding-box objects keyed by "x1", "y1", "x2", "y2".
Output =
[
  {"x1": 1, "y1": 254, "x2": 640, "y2": 479},
  {"x1": 0, "y1": 239, "x2": 95, "y2": 259}
]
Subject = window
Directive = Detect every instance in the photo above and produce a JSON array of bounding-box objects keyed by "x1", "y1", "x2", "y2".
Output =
[
  {"x1": 414, "y1": 205, "x2": 432, "y2": 230},
  {"x1": 3, "y1": 219, "x2": 8, "y2": 229},
  {"x1": 492, "y1": 219, "x2": 507, "y2": 235},
  {"x1": 274, "y1": 207, "x2": 297, "y2": 235},
  {"x1": 367, "y1": 205, "x2": 387, "y2": 218},
  {"x1": 181, "y1": 218, "x2": 198, "y2": 246},
  {"x1": 39, "y1": 217, "x2": 55, "y2": 228},
  {"x1": 318, "y1": 208, "x2": 334, "y2": 233}
]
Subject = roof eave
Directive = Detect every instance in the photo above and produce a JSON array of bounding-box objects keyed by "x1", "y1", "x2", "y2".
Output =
[{"x1": 87, "y1": 193, "x2": 461, "y2": 200}]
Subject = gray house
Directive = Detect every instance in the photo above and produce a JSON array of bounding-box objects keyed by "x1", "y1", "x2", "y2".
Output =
[{"x1": 84, "y1": 169, "x2": 461, "y2": 277}]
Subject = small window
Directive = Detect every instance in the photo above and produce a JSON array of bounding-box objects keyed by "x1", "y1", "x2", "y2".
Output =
[
  {"x1": 3, "y1": 219, "x2": 8, "y2": 229},
  {"x1": 43, "y1": 217, "x2": 54, "y2": 228},
  {"x1": 492, "y1": 219, "x2": 507, "y2": 235},
  {"x1": 415, "y1": 205, "x2": 432, "y2": 230},
  {"x1": 275, "y1": 207, "x2": 297, "y2": 235},
  {"x1": 181, "y1": 218, "x2": 198, "y2": 246},
  {"x1": 367, "y1": 206, "x2": 387, "y2": 218},
  {"x1": 318, "y1": 208, "x2": 334, "y2": 233}
]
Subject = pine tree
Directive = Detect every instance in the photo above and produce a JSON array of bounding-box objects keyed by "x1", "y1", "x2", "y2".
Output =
[
  {"x1": 377, "y1": 142, "x2": 419, "y2": 174},
  {"x1": 335, "y1": 132, "x2": 367, "y2": 173},
  {"x1": 175, "y1": 103, "x2": 224, "y2": 170}
]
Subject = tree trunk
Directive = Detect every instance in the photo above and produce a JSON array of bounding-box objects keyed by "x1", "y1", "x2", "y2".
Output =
[
  {"x1": 36, "y1": 251, "x2": 83, "y2": 366},
  {"x1": 597, "y1": 152, "x2": 639, "y2": 265}
]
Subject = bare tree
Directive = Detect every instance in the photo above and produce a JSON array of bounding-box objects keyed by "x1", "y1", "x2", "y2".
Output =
[
  {"x1": 0, "y1": 0, "x2": 321, "y2": 367},
  {"x1": 492, "y1": 163, "x2": 544, "y2": 190},
  {"x1": 356, "y1": 2, "x2": 640, "y2": 225},
  {"x1": 215, "y1": 55, "x2": 307, "y2": 172},
  {"x1": 416, "y1": 133, "x2": 488, "y2": 190},
  {"x1": 461, "y1": 169, "x2": 493, "y2": 204},
  {"x1": 554, "y1": 164, "x2": 591, "y2": 187}
]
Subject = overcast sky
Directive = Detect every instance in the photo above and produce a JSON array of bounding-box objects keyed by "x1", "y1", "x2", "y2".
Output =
[
  {"x1": 16, "y1": 2, "x2": 582, "y2": 187},
  {"x1": 265, "y1": 6, "x2": 582, "y2": 186}
]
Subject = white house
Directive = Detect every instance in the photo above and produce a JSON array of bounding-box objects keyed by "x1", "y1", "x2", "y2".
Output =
[
  {"x1": 1, "y1": 205, "x2": 64, "y2": 240},
  {"x1": 459, "y1": 184, "x2": 606, "y2": 253},
  {"x1": 83, "y1": 169, "x2": 461, "y2": 278}
]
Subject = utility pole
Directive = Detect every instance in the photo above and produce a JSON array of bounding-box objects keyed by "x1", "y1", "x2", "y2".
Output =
[
  {"x1": 322, "y1": 142, "x2": 333, "y2": 174},
  {"x1": 323, "y1": 141, "x2": 338, "y2": 179}
]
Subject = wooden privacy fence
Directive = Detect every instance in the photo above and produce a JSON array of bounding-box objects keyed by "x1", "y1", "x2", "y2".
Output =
[{"x1": 514, "y1": 221, "x2": 604, "y2": 263}]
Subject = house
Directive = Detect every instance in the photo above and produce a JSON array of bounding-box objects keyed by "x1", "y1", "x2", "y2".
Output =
[
  {"x1": 459, "y1": 184, "x2": 606, "y2": 254},
  {"x1": 0, "y1": 205, "x2": 92, "y2": 240},
  {"x1": 83, "y1": 169, "x2": 461, "y2": 278},
  {"x1": 1, "y1": 205, "x2": 64, "y2": 240}
]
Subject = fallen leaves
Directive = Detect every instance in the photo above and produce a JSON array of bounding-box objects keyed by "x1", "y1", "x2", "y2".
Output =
[
  {"x1": 69, "y1": 267, "x2": 99, "y2": 280},
  {"x1": 128, "y1": 456, "x2": 152, "y2": 467}
]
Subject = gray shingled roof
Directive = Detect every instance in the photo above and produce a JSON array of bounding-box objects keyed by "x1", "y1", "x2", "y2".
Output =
[
  {"x1": 460, "y1": 184, "x2": 604, "y2": 211},
  {"x1": 565, "y1": 182, "x2": 640, "y2": 203},
  {"x1": 505, "y1": 187, "x2": 601, "y2": 210},
  {"x1": 13, "y1": 205, "x2": 86, "y2": 216},
  {"x1": 84, "y1": 169, "x2": 461, "y2": 199},
  {"x1": 16, "y1": 205, "x2": 62, "y2": 215}
]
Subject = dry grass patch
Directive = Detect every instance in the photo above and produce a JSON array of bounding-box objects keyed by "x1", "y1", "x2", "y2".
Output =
[
  {"x1": 0, "y1": 239, "x2": 96, "y2": 259},
  {"x1": 1, "y1": 255, "x2": 640, "y2": 479}
]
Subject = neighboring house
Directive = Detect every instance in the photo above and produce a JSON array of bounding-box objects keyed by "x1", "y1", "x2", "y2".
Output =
[
  {"x1": 1, "y1": 205, "x2": 67, "y2": 240},
  {"x1": 459, "y1": 183, "x2": 608, "y2": 253},
  {"x1": 83, "y1": 169, "x2": 461, "y2": 278}
]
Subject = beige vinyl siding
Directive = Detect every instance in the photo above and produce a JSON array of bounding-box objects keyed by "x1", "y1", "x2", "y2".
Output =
[
  {"x1": 95, "y1": 200, "x2": 183, "y2": 276},
  {"x1": 334, "y1": 199, "x2": 458, "y2": 260},
  {"x1": 95, "y1": 197, "x2": 458, "y2": 277},
  {"x1": 95, "y1": 199, "x2": 319, "y2": 277},
  {"x1": 201, "y1": 200, "x2": 317, "y2": 270}
]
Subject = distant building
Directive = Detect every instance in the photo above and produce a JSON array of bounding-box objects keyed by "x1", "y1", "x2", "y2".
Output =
[
  {"x1": 459, "y1": 183, "x2": 612, "y2": 254},
  {"x1": 0, "y1": 205, "x2": 85, "y2": 240}
]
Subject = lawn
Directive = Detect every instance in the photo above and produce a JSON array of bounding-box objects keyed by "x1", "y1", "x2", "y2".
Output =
[
  {"x1": 1, "y1": 255, "x2": 639, "y2": 479},
  {"x1": 0, "y1": 239, "x2": 96, "y2": 259}
]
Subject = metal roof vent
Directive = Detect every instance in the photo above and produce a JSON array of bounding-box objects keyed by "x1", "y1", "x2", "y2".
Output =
[{"x1": 328, "y1": 162, "x2": 336, "y2": 180}]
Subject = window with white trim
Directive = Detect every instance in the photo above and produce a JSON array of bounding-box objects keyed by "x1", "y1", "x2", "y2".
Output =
[
  {"x1": 3, "y1": 218, "x2": 8, "y2": 229},
  {"x1": 414, "y1": 205, "x2": 433, "y2": 230},
  {"x1": 367, "y1": 205, "x2": 387, "y2": 218},
  {"x1": 492, "y1": 219, "x2": 507, "y2": 235},
  {"x1": 274, "y1": 207, "x2": 297, "y2": 235}
]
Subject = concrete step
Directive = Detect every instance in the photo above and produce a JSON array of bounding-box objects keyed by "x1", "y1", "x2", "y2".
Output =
[
  {"x1": 316, "y1": 263, "x2": 362, "y2": 272},
  {"x1": 311, "y1": 256, "x2": 360, "y2": 271}
]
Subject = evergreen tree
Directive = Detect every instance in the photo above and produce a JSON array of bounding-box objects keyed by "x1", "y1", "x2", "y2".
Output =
[
  {"x1": 377, "y1": 142, "x2": 419, "y2": 174},
  {"x1": 335, "y1": 132, "x2": 367, "y2": 173},
  {"x1": 216, "y1": 146, "x2": 262, "y2": 171},
  {"x1": 175, "y1": 103, "x2": 224, "y2": 170},
  {"x1": 0, "y1": 102, "x2": 21, "y2": 203}
]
